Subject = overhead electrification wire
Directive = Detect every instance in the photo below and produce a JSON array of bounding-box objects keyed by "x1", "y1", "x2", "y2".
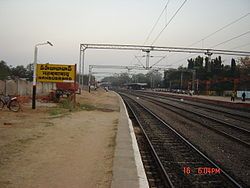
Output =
[
  {"x1": 211, "y1": 30, "x2": 250, "y2": 48},
  {"x1": 143, "y1": 0, "x2": 188, "y2": 67},
  {"x1": 150, "y1": 56, "x2": 167, "y2": 68},
  {"x1": 171, "y1": 53, "x2": 197, "y2": 65},
  {"x1": 231, "y1": 42, "x2": 250, "y2": 50},
  {"x1": 139, "y1": 0, "x2": 187, "y2": 67},
  {"x1": 132, "y1": 0, "x2": 170, "y2": 67},
  {"x1": 151, "y1": 0, "x2": 188, "y2": 45},
  {"x1": 170, "y1": 13, "x2": 250, "y2": 65},
  {"x1": 189, "y1": 12, "x2": 250, "y2": 47},
  {"x1": 222, "y1": 42, "x2": 250, "y2": 62},
  {"x1": 173, "y1": 41, "x2": 250, "y2": 65},
  {"x1": 131, "y1": 1, "x2": 170, "y2": 66},
  {"x1": 143, "y1": 0, "x2": 170, "y2": 45}
]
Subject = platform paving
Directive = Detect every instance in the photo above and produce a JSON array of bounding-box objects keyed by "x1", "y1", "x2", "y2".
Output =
[
  {"x1": 150, "y1": 90, "x2": 250, "y2": 109},
  {"x1": 111, "y1": 94, "x2": 149, "y2": 188},
  {"x1": 189, "y1": 93, "x2": 250, "y2": 104}
]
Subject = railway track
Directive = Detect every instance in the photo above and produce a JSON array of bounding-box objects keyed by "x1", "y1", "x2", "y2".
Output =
[
  {"x1": 121, "y1": 93, "x2": 243, "y2": 187},
  {"x1": 128, "y1": 91, "x2": 250, "y2": 148},
  {"x1": 139, "y1": 91, "x2": 250, "y2": 125},
  {"x1": 131, "y1": 125, "x2": 168, "y2": 188}
]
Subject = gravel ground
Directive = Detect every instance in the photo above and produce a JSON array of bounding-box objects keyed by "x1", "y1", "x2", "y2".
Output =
[
  {"x1": 0, "y1": 89, "x2": 119, "y2": 188},
  {"x1": 135, "y1": 96, "x2": 249, "y2": 186}
]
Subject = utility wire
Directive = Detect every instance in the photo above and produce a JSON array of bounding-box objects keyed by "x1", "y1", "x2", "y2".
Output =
[
  {"x1": 132, "y1": 0, "x2": 170, "y2": 68},
  {"x1": 231, "y1": 42, "x2": 250, "y2": 50},
  {"x1": 222, "y1": 42, "x2": 250, "y2": 62},
  {"x1": 173, "y1": 39, "x2": 250, "y2": 65},
  {"x1": 135, "y1": 56, "x2": 146, "y2": 68},
  {"x1": 172, "y1": 53, "x2": 197, "y2": 65},
  {"x1": 150, "y1": 56, "x2": 167, "y2": 68},
  {"x1": 211, "y1": 30, "x2": 250, "y2": 48},
  {"x1": 144, "y1": 0, "x2": 170, "y2": 45},
  {"x1": 166, "y1": 13, "x2": 250, "y2": 62},
  {"x1": 173, "y1": 41, "x2": 250, "y2": 65},
  {"x1": 170, "y1": 13, "x2": 250, "y2": 65},
  {"x1": 151, "y1": 0, "x2": 188, "y2": 45},
  {"x1": 189, "y1": 12, "x2": 250, "y2": 47}
]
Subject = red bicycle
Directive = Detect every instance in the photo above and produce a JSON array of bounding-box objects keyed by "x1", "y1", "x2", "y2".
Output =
[{"x1": 0, "y1": 93, "x2": 20, "y2": 112}]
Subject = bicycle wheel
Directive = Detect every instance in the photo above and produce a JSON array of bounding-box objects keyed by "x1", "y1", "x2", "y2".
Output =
[
  {"x1": 0, "y1": 100, "x2": 4, "y2": 110},
  {"x1": 9, "y1": 100, "x2": 20, "y2": 112}
]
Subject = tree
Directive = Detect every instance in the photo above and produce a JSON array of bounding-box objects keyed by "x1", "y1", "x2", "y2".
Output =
[
  {"x1": 11, "y1": 65, "x2": 28, "y2": 78},
  {"x1": 230, "y1": 58, "x2": 237, "y2": 77},
  {"x1": 131, "y1": 73, "x2": 147, "y2": 83},
  {"x1": 118, "y1": 73, "x2": 131, "y2": 85},
  {"x1": 238, "y1": 56, "x2": 250, "y2": 90},
  {"x1": 231, "y1": 58, "x2": 236, "y2": 70},
  {"x1": 0, "y1": 60, "x2": 11, "y2": 80},
  {"x1": 101, "y1": 76, "x2": 117, "y2": 85},
  {"x1": 146, "y1": 70, "x2": 162, "y2": 88},
  {"x1": 194, "y1": 56, "x2": 203, "y2": 69},
  {"x1": 101, "y1": 73, "x2": 131, "y2": 87},
  {"x1": 213, "y1": 56, "x2": 223, "y2": 75},
  {"x1": 26, "y1": 63, "x2": 34, "y2": 81},
  {"x1": 239, "y1": 56, "x2": 250, "y2": 69},
  {"x1": 187, "y1": 58, "x2": 194, "y2": 69},
  {"x1": 0, "y1": 61, "x2": 35, "y2": 80}
]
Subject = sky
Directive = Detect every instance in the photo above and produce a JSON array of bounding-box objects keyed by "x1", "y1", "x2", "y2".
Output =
[{"x1": 0, "y1": 0, "x2": 250, "y2": 77}]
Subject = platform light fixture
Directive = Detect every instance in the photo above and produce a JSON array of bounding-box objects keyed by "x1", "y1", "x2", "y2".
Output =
[{"x1": 32, "y1": 41, "x2": 53, "y2": 109}]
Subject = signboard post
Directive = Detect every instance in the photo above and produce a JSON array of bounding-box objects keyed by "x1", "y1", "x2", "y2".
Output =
[
  {"x1": 74, "y1": 64, "x2": 77, "y2": 107},
  {"x1": 36, "y1": 64, "x2": 75, "y2": 83},
  {"x1": 34, "y1": 64, "x2": 77, "y2": 108}
]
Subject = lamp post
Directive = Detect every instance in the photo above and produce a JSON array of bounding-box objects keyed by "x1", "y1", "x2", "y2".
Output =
[{"x1": 32, "y1": 41, "x2": 53, "y2": 109}]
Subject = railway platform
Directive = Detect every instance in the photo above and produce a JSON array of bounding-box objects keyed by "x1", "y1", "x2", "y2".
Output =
[
  {"x1": 151, "y1": 90, "x2": 250, "y2": 110},
  {"x1": 111, "y1": 94, "x2": 149, "y2": 188},
  {"x1": 187, "y1": 93, "x2": 250, "y2": 103}
]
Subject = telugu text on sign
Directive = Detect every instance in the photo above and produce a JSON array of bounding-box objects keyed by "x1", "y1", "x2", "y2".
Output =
[{"x1": 36, "y1": 64, "x2": 76, "y2": 83}]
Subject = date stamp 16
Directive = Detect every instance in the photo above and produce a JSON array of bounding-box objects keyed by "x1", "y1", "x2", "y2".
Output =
[{"x1": 183, "y1": 167, "x2": 221, "y2": 175}]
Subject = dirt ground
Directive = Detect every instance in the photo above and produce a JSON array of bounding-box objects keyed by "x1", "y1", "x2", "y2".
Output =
[{"x1": 0, "y1": 89, "x2": 120, "y2": 188}]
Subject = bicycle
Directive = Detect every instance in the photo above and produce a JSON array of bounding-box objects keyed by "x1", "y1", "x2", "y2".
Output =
[{"x1": 0, "y1": 93, "x2": 20, "y2": 112}]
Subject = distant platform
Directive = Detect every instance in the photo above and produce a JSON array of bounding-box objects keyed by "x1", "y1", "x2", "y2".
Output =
[{"x1": 145, "y1": 90, "x2": 250, "y2": 110}]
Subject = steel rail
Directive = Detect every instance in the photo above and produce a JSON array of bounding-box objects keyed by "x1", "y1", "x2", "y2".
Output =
[
  {"x1": 135, "y1": 93, "x2": 250, "y2": 147},
  {"x1": 124, "y1": 97, "x2": 174, "y2": 188},
  {"x1": 140, "y1": 91, "x2": 250, "y2": 127},
  {"x1": 121, "y1": 93, "x2": 243, "y2": 188},
  {"x1": 143, "y1": 92, "x2": 250, "y2": 121}
]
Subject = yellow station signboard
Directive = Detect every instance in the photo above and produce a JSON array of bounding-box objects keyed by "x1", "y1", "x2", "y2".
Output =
[{"x1": 36, "y1": 64, "x2": 76, "y2": 83}]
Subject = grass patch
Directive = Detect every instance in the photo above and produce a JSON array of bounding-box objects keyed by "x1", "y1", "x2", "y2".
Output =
[
  {"x1": 79, "y1": 103, "x2": 97, "y2": 111},
  {"x1": 59, "y1": 99, "x2": 75, "y2": 111},
  {"x1": 47, "y1": 99, "x2": 75, "y2": 116},
  {"x1": 47, "y1": 99, "x2": 97, "y2": 116},
  {"x1": 48, "y1": 108, "x2": 64, "y2": 116}
]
